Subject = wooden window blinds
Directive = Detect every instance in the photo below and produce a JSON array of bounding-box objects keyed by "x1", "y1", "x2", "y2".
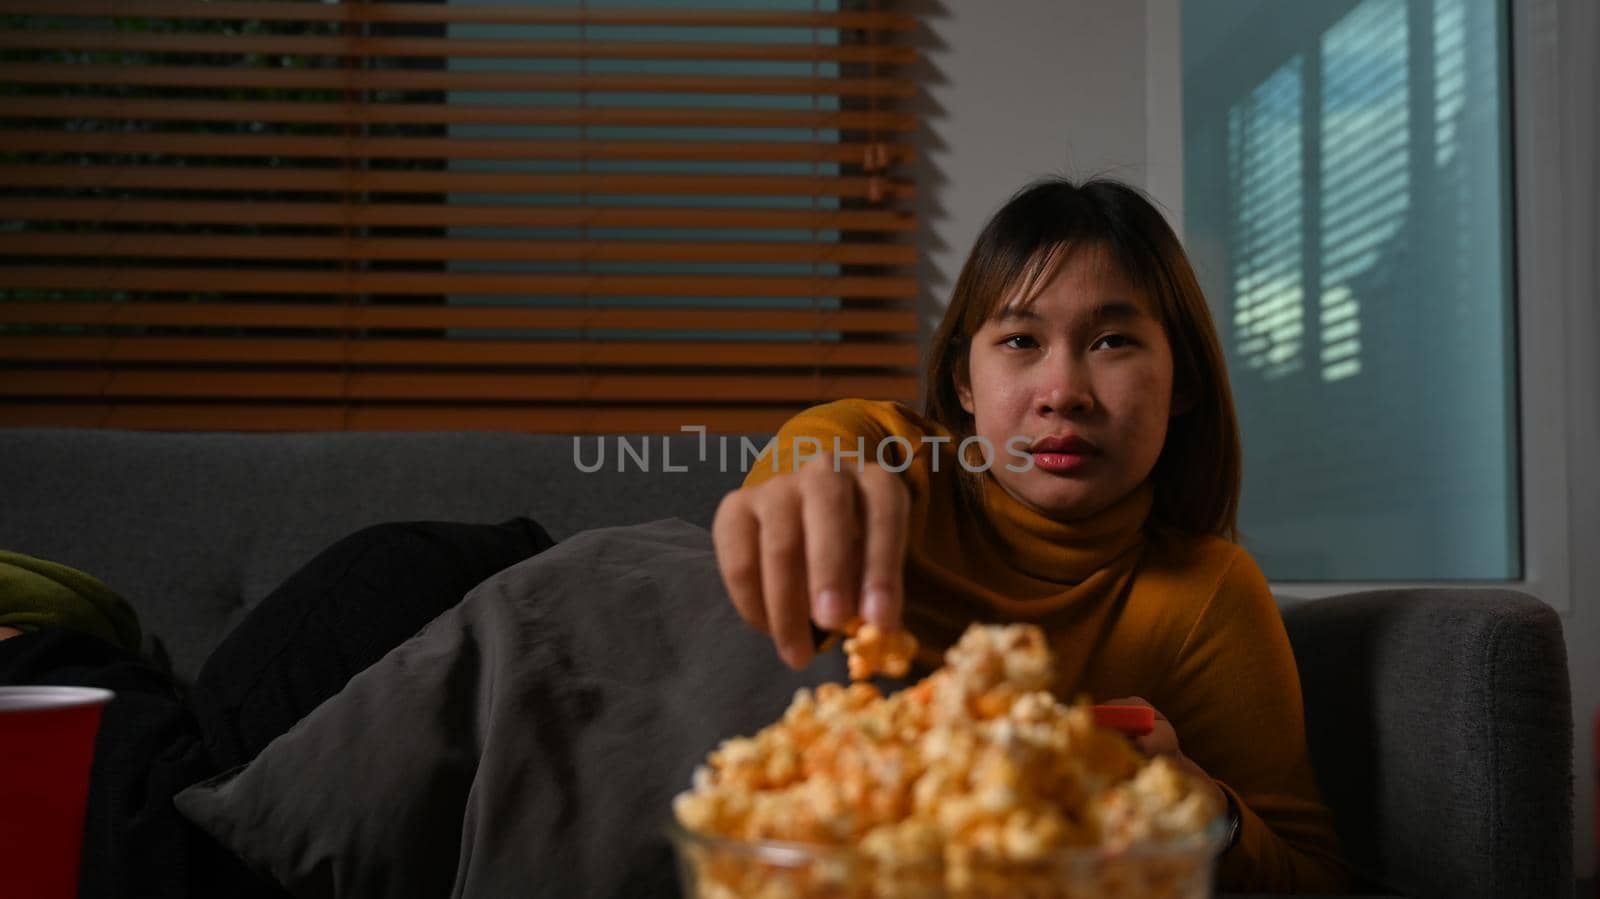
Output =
[{"x1": 0, "y1": 0, "x2": 920, "y2": 433}]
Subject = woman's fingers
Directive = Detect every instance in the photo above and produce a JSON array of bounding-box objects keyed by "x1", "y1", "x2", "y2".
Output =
[
  {"x1": 799, "y1": 457, "x2": 860, "y2": 631},
  {"x1": 855, "y1": 464, "x2": 909, "y2": 630},
  {"x1": 755, "y1": 484, "x2": 813, "y2": 670},
  {"x1": 713, "y1": 455, "x2": 911, "y2": 671},
  {"x1": 711, "y1": 490, "x2": 767, "y2": 634}
]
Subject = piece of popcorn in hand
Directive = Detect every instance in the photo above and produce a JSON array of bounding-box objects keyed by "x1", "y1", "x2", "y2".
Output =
[{"x1": 842, "y1": 618, "x2": 918, "y2": 680}]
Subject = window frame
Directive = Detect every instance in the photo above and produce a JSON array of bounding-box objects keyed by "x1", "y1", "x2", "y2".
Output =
[{"x1": 1144, "y1": 0, "x2": 1576, "y2": 612}]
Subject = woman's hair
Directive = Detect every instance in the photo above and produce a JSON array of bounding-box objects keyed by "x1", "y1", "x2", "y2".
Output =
[{"x1": 922, "y1": 176, "x2": 1242, "y2": 540}]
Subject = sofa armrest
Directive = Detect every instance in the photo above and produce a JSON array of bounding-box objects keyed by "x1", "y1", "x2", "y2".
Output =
[{"x1": 1282, "y1": 589, "x2": 1572, "y2": 899}]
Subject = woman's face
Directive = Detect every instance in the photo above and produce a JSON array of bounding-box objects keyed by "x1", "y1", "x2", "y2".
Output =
[{"x1": 957, "y1": 247, "x2": 1177, "y2": 521}]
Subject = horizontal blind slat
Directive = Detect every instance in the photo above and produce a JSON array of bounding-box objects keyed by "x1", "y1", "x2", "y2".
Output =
[
  {"x1": 0, "y1": 64, "x2": 916, "y2": 97},
  {"x1": 0, "y1": 403, "x2": 821, "y2": 434},
  {"x1": 0, "y1": 1, "x2": 917, "y2": 31},
  {"x1": 0, "y1": 302, "x2": 919, "y2": 333},
  {"x1": 2, "y1": 199, "x2": 916, "y2": 231},
  {"x1": 0, "y1": 267, "x2": 917, "y2": 298},
  {"x1": 0, "y1": 234, "x2": 919, "y2": 265},
  {"x1": 1, "y1": 370, "x2": 920, "y2": 402},
  {"x1": 0, "y1": 132, "x2": 915, "y2": 165},
  {"x1": 0, "y1": 97, "x2": 918, "y2": 131},
  {"x1": 0, "y1": 31, "x2": 918, "y2": 65},
  {"x1": 0, "y1": 165, "x2": 913, "y2": 200},
  {"x1": 0, "y1": 336, "x2": 920, "y2": 367}
]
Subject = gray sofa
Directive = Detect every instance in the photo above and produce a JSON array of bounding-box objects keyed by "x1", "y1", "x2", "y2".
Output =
[{"x1": 0, "y1": 427, "x2": 1574, "y2": 899}]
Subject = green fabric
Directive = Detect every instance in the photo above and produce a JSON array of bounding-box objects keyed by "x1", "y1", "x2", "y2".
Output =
[{"x1": 0, "y1": 550, "x2": 142, "y2": 652}]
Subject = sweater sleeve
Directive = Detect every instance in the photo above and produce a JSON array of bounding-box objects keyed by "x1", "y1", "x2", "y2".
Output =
[
  {"x1": 741, "y1": 399, "x2": 903, "y2": 492},
  {"x1": 1157, "y1": 547, "x2": 1350, "y2": 894}
]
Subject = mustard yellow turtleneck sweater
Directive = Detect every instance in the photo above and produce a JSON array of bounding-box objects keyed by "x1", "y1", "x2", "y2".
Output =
[{"x1": 743, "y1": 399, "x2": 1349, "y2": 895}]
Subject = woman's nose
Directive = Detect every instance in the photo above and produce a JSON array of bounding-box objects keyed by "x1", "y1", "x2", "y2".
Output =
[{"x1": 1035, "y1": 358, "x2": 1094, "y2": 416}]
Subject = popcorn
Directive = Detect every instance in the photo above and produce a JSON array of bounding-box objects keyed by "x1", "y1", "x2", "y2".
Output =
[
  {"x1": 842, "y1": 618, "x2": 919, "y2": 680},
  {"x1": 674, "y1": 623, "x2": 1224, "y2": 898}
]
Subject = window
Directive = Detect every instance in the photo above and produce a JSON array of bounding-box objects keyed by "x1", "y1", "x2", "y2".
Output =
[
  {"x1": 1180, "y1": 0, "x2": 1519, "y2": 581},
  {"x1": 0, "y1": 0, "x2": 920, "y2": 433}
]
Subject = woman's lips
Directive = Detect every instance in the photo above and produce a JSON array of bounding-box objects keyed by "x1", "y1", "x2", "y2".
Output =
[
  {"x1": 1031, "y1": 451, "x2": 1093, "y2": 473},
  {"x1": 1027, "y1": 434, "x2": 1097, "y2": 472}
]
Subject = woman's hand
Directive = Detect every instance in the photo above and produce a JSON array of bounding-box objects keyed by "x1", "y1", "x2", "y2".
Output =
[
  {"x1": 712, "y1": 453, "x2": 910, "y2": 670},
  {"x1": 0, "y1": 625, "x2": 22, "y2": 642},
  {"x1": 1101, "y1": 696, "x2": 1227, "y2": 809}
]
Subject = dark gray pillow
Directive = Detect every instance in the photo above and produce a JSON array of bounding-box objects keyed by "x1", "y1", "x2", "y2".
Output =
[{"x1": 176, "y1": 518, "x2": 846, "y2": 899}]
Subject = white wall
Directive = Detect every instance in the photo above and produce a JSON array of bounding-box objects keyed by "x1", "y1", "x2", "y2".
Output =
[
  {"x1": 913, "y1": 0, "x2": 1150, "y2": 337},
  {"x1": 917, "y1": 0, "x2": 1596, "y2": 879}
]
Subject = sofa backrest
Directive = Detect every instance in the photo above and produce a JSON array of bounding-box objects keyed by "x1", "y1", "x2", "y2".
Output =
[
  {"x1": 0, "y1": 428, "x2": 757, "y2": 681},
  {"x1": 3, "y1": 428, "x2": 1575, "y2": 898},
  {"x1": 1283, "y1": 589, "x2": 1572, "y2": 899}
]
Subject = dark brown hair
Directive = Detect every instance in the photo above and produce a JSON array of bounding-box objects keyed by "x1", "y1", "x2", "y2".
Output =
[{"x1": 922, "y1": 176, "x2": 1241, "y2": 540}]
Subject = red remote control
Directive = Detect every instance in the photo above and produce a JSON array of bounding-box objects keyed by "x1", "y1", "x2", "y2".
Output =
[{"x1": 1092, "y1": 704, "x2": 1156, "y2": 738}]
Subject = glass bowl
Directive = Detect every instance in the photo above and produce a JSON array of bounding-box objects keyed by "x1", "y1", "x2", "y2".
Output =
[{"x1": 666, "y1": 817, "x2": 1227, "y2": 899}]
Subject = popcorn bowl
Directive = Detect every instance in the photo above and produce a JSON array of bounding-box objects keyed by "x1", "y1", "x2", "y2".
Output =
[{"x1": 667, "y1": 816, "x2": 1228, "y2": 899}]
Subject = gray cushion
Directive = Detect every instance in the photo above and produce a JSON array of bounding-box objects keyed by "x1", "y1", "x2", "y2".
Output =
[
  {"x1": 175, "y1": 518, "x2": 845, "y2": 899},
  {"x1": 1284, "y1": 589, "x2": 1572, "y2": 899},
  {"x1": 0, "y1": 428, "x2": 753, "y2": 681}
]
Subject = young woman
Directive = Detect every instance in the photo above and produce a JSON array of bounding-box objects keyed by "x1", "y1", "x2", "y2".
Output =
[{"x1": 711, "y1": 177, "x2": 1349, "y2": 893}]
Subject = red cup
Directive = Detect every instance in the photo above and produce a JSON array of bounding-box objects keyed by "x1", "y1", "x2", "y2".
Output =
[{"x1": 0, "y1": 686, "x2": 113, "y2": 899}]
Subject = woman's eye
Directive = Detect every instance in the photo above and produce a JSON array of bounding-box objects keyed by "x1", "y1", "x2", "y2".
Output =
[
  {"x1": 1001, "y1": 334, "x2": 1038, "y2": 350},
  {"x1": 1091, "y1": 333, "x2": 1134, "y2": 350}
]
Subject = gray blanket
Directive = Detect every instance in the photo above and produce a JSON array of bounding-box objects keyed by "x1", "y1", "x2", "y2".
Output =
[{"x1": 177, "y1": 519, "x2": 848, "y2": 898}]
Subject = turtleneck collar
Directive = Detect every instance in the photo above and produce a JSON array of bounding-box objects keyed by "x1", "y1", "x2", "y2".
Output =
[{"x1": 977, "y1": 474, "x2": 1154, "y2": 584}]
